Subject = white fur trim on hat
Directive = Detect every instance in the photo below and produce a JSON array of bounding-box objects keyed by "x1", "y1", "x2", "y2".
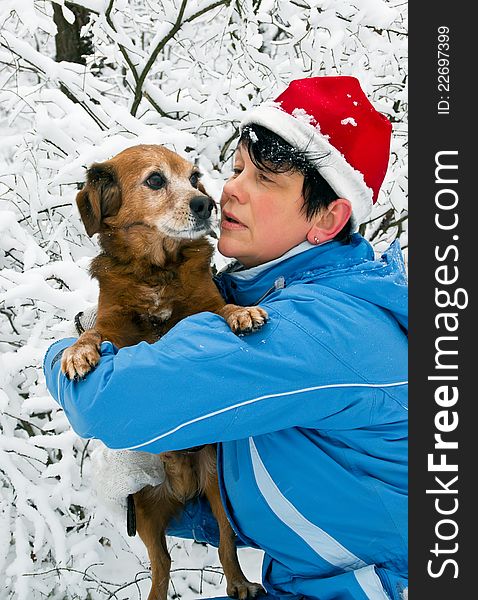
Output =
[{"x1": 240, "y1": 104, "x2": 374, "y2": 230}]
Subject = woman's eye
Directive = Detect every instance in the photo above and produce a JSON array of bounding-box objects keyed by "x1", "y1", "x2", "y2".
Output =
[
  {"x1": 190, "y1": 172, "x2": 200, "y2": 188},
  {"x1": 258, "y1": 173, "x2": 273, "y2": 183},
  {"x1": 232, "y1": 168, "x2": 242, "y2": 176},
  {"x1": 145, "y1": 173, "x2": 166, "y2": 190}
]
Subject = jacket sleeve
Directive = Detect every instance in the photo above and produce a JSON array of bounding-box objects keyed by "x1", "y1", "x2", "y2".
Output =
[{"x1": 43, "y1": 306, "x2": 401, "y2": 453}]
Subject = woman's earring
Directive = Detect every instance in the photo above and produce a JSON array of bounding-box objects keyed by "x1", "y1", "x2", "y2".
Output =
[{"x1": 313, "y1": 236, "x2": 320, "y2": 245}]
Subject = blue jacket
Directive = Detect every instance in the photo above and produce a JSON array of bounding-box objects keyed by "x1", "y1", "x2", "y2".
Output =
[{"x1": 44, "y1": 234, "x2": 408, "y2": 600}]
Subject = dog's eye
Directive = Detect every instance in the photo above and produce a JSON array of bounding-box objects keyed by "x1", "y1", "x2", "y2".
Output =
[
  {"x1": 190, "y1": 172, "x2": 201, "y2": 189},
  {"x1": 145, "y1": 173, "x2": 166, "y2": 190}
]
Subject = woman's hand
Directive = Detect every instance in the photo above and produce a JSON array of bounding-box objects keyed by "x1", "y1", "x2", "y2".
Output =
[{"x1": 90, "y1": 445, "x2": 166, "y2": 514}]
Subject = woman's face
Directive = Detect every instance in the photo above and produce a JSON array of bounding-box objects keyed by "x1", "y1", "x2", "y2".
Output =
[{"x1": 218, "y1": 144, "x2": 311, "y2": 268}]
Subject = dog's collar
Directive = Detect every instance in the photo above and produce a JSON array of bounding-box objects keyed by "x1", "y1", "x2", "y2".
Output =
[{"x1": 74, "y1": 311, "x2": 86, "y2": 335}]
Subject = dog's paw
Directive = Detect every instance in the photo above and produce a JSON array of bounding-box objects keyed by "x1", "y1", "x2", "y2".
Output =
[
  {"x1": 61, "y1": 341, "x2": 101, "y2": 380},
  {"x1": 225, "y1": 306, "x2": 268, "y2": 335},
  {"x1": 227, "y1": 580, "x2": 265, "y2": 599}
]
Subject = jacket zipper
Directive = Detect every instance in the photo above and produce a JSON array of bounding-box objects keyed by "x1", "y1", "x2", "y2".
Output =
[{"x1": 253, "y1": 276, "x2": 286, "y2": 305}]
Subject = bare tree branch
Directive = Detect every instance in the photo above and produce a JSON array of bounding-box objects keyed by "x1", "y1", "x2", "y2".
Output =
[
  {"x1": 130, "y1": 0, "x2": 231, "y2": 116},
  {"x1": 105, "y1": 0, "x2": 140, "y2": 85}
]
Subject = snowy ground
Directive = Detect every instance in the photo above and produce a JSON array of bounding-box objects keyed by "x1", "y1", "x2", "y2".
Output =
[{"x1": 60, "y1": 531, "x2": 264, "y2": 599}]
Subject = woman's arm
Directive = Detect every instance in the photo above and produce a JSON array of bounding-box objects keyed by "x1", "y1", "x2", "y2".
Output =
[{"x1": 43, "y1": 305, "x2": 406, "y2": 453}]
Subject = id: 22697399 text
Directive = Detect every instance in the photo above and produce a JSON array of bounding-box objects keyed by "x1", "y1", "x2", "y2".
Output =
[{"x1": 437, "y1": 26, "x2": 451, "y2": 115}]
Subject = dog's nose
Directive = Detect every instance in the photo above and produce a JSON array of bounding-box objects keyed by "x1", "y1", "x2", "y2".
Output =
[{"x1": 189, "y1": 196, "x2": 214, "y2": 220}]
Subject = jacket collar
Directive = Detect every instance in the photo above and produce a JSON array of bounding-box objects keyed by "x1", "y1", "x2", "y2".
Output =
[
  {"x1": 215, "y1": 234, "x2": 374, "y2": 306},
  {"x1": 220, "y1": 240, "x2": 323, "y2": 281}
]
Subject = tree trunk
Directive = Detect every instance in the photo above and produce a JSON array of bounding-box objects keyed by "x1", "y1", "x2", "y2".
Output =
[{"x1": 52, "y1": 2, "x2": 92, "y2": 64}]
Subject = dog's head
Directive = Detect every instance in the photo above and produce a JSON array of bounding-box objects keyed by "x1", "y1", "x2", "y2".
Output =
[{"x1": 76, "y1": 145, "x2": 215, "y2": 241}]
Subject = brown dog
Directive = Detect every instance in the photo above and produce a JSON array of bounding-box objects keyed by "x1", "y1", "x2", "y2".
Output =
[{"x1": 61, "y1": 145, "x2": 266, "y2": 600}]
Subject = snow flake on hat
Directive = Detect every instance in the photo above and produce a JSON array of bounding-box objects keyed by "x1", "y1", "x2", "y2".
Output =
[
  {"x1": 341, "y1": 117, "x2": 357, "y2": 126},
  {"x1": 292, "y1": 107, "x2": 317, "y2": 126}
]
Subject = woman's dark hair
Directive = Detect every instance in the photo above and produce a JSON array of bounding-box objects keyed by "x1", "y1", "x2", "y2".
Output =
[{"x1": 239, "y1": 124, "x2": 353, "y2": 243}]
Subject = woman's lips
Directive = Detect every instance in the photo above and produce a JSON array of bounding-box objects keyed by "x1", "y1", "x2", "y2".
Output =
[{"x1": 221, "y1": 211, "x2": 247, "y2": 230}]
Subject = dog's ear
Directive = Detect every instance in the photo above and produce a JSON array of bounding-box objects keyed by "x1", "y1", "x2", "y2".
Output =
[{"x1": 76, "y1": 163, "x2": 122, "y2": 237}]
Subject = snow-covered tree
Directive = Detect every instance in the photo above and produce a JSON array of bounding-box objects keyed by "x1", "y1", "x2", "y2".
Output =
[{"x1": 0, "y1": 1, "x2": 407, "y2": 597}]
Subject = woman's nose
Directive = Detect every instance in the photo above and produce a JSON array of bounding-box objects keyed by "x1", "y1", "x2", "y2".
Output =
[{"x1": 223, "y1": 175, "x2": 246, "y2": 204}]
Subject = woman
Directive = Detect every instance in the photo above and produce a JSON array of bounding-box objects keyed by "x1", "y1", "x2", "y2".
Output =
[{"x1": 44, "y1": 76, "x2": 408, "y2": 600}]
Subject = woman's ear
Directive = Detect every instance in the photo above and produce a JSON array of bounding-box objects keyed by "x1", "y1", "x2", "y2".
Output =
[{"x1": 306, "y1": 198, "x2": 352, "y2": 244}]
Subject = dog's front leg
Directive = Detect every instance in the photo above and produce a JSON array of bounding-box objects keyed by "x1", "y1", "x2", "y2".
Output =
[
  {"x1": 218, "y1": 304, "x2": 268, "y2": 335},
  {"x1": 204, "y1": 473, "x2": 265, "y2": 599},
  {"x1": 61, "y1": 329, "x2": 103, "y2": 380}
]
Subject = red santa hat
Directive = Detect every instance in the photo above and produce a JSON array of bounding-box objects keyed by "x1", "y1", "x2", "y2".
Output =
[{"x1": 240, "y1": 76, "x2": 392, "y2": 229}]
